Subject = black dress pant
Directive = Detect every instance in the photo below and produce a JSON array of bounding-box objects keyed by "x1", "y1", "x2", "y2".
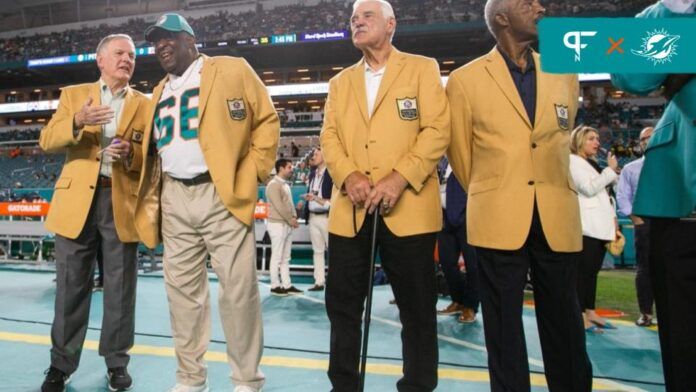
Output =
[
  {"x1": 475, "y1": 207, "x2": 592, "y2": 392},
  {"x1": 649, "y1": 218, "x2": 696, "y2": 391},
  {"x1": 634, "y1": 222, "x2": 654, "y2": 315},
  {"x1": 576, "y1": 236, "x2": 607, "y2": 310},
  {"x1": 437, "y1": 211, "x2": 479, "y2": 310},
  {"x1": 326, "y1": 213, "x2": 438, "y2": 392}
]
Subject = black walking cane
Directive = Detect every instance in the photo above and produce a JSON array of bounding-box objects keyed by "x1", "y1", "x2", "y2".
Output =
[{"x1": 358, "y1": 206, "x2": 381, "y2": 392}]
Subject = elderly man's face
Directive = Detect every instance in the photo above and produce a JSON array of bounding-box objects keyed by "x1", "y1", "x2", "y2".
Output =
[
  {"x1": 639, "y1": 127, "x2": 654, "y2": 150},
  {"x1": 154, "y1": 31, "x2": 195, "y2": 76},
  {"x1": 350, "y1": 1, "x2": 395, "y2": 50},
  {"x1": 97, "y1": 38, "x2": 135, "y2": 84},
  {"x1": 503, "y1": 0, "x2": 546, "y2": 40}
]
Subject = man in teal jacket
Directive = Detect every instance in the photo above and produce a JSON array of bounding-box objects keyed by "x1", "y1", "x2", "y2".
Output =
[{"x1": 611, "y1": 1, "x2": 695, "y2": 390}]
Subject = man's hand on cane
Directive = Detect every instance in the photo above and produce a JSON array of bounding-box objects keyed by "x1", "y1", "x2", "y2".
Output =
[
  {"x1": 364, "y1": 171, "x2": 408, "y2": 215},
  {"x1": 344, "y1": 171, "x2": 372, "y2": 207}
]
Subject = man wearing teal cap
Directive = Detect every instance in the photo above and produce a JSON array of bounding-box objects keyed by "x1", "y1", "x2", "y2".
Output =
[
  {"x1": 135, "y1": 12, "x2": 279, "y2": 392},
  {"x1": 145, "y1": 13, "x2": 195, "y2": 38},
  {"x1": 611, "y1": 1, "x2": 696, "y2": 390}
]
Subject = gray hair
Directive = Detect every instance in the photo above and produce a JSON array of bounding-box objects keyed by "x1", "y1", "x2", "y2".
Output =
[
  {"x1": 353, "y1": 0, "x2": 395, "y2": 20},
  {"x1": 96, "y1": 34, "x2": 135, "y2": 54},
  {"x1": 484, "y1": 0, "x2": 510, "y2": 37}
]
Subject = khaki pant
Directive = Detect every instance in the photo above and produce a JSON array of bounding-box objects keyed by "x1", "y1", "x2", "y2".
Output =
[
  {"x1": 266, "y1": 221, "x2": 293, "y2": 289},
  {"x1": 161, "y1": 174, "x2": 264, "y2": 389},
  {"x1": 308, "y1": 213, "x2": 328, "y2": 286}
]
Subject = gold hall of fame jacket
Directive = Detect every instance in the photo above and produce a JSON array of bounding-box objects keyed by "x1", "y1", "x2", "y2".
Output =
[
  {"x1": 39, "y1": 82, "x2": 151, "y2": 242},
  {"x1": 134, "y1": 55, "x2": 280, "y2": 248},
  {"x1": 446, "y1": 47, "x2": 582, "y2": 252},
  {"x1": 320, "y1": 48, "x2": 451, "y2": 238}
]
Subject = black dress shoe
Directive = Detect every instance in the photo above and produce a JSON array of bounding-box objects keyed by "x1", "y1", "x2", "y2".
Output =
[
  {"x1": 41, "y1": 367, "x2": 71, "y2": 392},
  {"x1": 308, "y1": 284, "x2": 325, "y2": 291},
  {"x1": 107, "y1": 367, "x2": 132, "y2": 391},
  {"x1": 286, "y1": 286, "x2": 304, "y2": 295}
]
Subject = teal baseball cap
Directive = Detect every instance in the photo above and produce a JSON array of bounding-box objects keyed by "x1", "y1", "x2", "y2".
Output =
[{"x1": 145, "y1": 13, "x2": 195, "y2": 42}]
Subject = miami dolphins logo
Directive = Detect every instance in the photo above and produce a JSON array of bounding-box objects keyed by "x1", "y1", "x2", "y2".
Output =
[{"x1": 631, "y1": 29, "x2": 680, "y2": 65}]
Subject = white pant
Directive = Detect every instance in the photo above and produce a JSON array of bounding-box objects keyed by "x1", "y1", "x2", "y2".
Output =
[
  {"x1": 267, "y1": 221, "x2": 293, "y2": 289},
  {"x1": 308, "y1": 213, "x2": 329, "y2": 286}
]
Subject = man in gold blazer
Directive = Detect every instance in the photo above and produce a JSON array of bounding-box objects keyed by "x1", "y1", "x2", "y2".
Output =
[
  {"x1": 136, "y1": 14, "x2": 278, "y2": 392},
  {"x1": 39, "y1": 34, "x2": 150, "y2": 392},
  {"x1": 320, "y1": 1, "x2": 450, "y2": 390},
  {"x1": 446, "y1": 0, "x2": 592, "y2": 391}
]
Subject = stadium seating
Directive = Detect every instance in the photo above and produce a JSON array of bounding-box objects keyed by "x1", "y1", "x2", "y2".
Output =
[
  {"x1": 0, "y1": 0, "x2": 653, "y2": 63},
  {"x1": 0, "y1": 154, "x2": 62, "y2": 190}
]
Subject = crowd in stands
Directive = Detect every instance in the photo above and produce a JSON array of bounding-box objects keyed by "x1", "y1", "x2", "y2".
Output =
[
  {"x1": 577, "y1": 101, "x2": 663, "y2": 131},
  {"x1": 545, "y1": 0, "x2": 654, "y2": 16},
  {"x1": 0, "y1": 154, "x2": 61, "y2": 190},
  {"x1": 0, "y1": 0, "x2": 654, "y2": 63},
  {"x1": 0, "y1": 190, "x2": 47, "y2": 203},
  {"x1": 576, "y1": 100, "x2": 664, "y2": 165},
  {"x1": 0, "y1": 128, "x2": 42, "y2": 142}
]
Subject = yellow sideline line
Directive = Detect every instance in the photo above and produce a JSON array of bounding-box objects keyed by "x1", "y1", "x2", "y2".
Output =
[{"x1": 0, "y1": 331, "x2": 639, "y2": 390}]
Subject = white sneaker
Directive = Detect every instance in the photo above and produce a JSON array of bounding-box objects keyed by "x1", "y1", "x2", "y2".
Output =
[
  {"x1": 233, "y1": 386, "x2": 261, "y2": 392},
  {"x1": 168, "y1": 380, "x2": 209, "y2": 392}
]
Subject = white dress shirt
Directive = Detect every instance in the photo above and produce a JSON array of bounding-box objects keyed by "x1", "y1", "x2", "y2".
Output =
[
  {"x1": 98, "y1": 79, "x2": 127, "y2": 178},
  {"x1": 365, "y1": 62, "x2": 386, "y2": 117},
  {"x1": 308, "y1": 167, "x2": 330, "y2": 213}
]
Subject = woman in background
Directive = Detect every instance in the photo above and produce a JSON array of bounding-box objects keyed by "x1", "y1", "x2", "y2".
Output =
[{"x1": 569, "y1": 126, "x2": 621, "y2": 333}]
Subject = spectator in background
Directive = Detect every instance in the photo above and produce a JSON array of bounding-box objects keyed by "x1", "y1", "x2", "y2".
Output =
[
  {"x1": 266, "y1": 159, "x2": 302, "y2": 296},
  {"x1": 290, "y1": 141, "x2": 299, "y2": 157},
  {"x1": 617, "y1": 126, "x2": 655, "y2": 327},
  {"x1": 569, "y1": 126, "x2": 621, "y2": 333},
  {"x1": 294, "y1": 160, "x2": 310, "y2": 185},
  {"x1": 299, "y1": 147, "x2": 333, "y2": 291}
]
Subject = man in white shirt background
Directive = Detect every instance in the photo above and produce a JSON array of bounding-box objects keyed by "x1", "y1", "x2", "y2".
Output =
[
  {"x1": 298, "y1": 147, "x2": 333, "y2": 291},
  {"x1": 266, "y1": 158, "x2": 302, "y2": 296}
]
